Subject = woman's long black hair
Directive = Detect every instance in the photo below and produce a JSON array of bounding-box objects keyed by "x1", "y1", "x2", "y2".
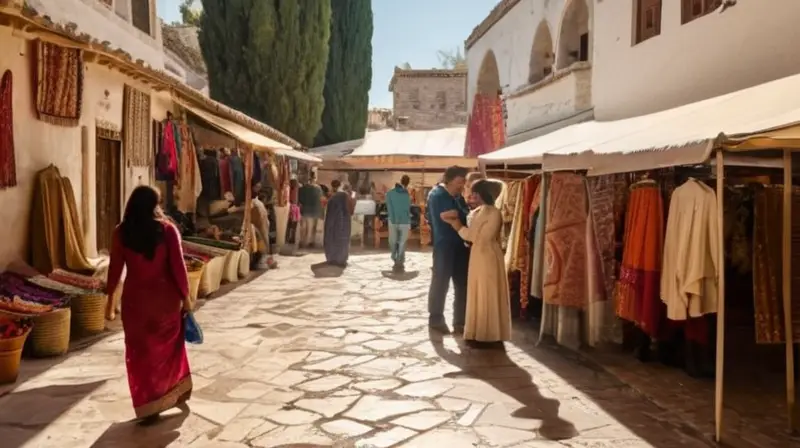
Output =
[
  {"x1": 471, "y1": 179, "x2": 497, "y2": 206},
  {"x1": 119, "y1": 186, "x2": 164, "y2": 260}
]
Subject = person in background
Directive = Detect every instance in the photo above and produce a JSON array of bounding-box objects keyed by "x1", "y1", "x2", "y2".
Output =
[
  {"x1": 105, "y1": 186, "x2": 192, "y2": 425},
  {"x1": 251, "y1": 184, "x2": 277, "y2": 269},
  {"x1": 442, "y1": 179, "x2": 511, "y2": 347},
  {"x1": 286, "y1": 179, "x2": 300, "y2": 249},
  {"x1": 385, "y1": 175, "x2": 412, "y2": 273},
  {"x1": 298, "y1": 172, "x2": 323, "y2": 249},
  {"x1": 465, "y1": 172, "x2": 486, "y2": 212},
  {"x1": 426, "y1": 166, "x2": 470, "y2": 334},
  {"x1": 323, "y1": 179, "x2": 355, "y2": 267}
]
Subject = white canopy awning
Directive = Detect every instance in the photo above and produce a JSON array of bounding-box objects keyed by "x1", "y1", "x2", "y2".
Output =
[
  {"x1": 346, "y1": 127, "x2": 467, "y2": 158},
  {"x1": 480, "y1": 72, "x2": 800, "y2": 175}
]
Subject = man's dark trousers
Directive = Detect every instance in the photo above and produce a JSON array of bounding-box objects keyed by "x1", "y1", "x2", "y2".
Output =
[{"x1": 427, "y1": 242, "x2": 469, "y2": 327}]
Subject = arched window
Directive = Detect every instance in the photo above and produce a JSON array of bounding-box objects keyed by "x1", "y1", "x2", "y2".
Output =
[
  {"x1": 556, "y1": 0, "x2": 590, "y2": 70},
  {"x1": 476, "y1": 51, "x2": 501, "y2": 97},
  {"x1": 529, "y1": 21, "x2": 554, "y2": 84}
]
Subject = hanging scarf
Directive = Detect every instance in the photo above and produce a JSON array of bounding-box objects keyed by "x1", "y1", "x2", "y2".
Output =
[{"x1": 0, "y1": 70, "x2": 16, "y2": 188}]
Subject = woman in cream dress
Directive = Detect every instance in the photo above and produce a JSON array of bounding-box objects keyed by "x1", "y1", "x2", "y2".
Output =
[{"x1": 442, "y1": 180, "x2": 512, "y2": 346}]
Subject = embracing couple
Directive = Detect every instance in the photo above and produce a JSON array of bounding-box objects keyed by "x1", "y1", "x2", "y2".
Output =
[{"x1": 426, "y1": 166, "x2": 511, "y2": 347}]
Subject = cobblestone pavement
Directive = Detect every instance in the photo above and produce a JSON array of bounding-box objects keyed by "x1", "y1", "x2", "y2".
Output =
[{"x1": 0, "y1": 252, "x2": 716, "y2": 448}]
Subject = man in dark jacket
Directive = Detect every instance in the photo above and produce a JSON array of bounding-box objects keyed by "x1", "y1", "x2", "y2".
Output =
[{"x1": 298, "y1": 172, "x2": 323, "y2": 248}]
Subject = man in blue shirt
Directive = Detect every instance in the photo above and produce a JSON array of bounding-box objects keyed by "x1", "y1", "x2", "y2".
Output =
[
  {"x1": 385, "y1": 175, "x2": 412, "y2": 273},
  {"x1": 426, "y1": 166, "x2": 470, "y2": 334}
]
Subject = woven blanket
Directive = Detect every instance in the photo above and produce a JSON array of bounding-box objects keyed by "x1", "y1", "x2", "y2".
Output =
[
  {"x1": 49, "y1": 269, "x2": 103, "y2": 292},
  {"x1": 0, "y1": 70, "x2": 16, "y2": 188},
  {"x1": 123, "y1": 85, "x2": 152, "y2": 166},
  {"x1": 34, "y1": 40, "x2": 84, "y2": 126}
]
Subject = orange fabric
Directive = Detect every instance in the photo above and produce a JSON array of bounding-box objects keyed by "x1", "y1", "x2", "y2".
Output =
[{"x1": 615, "y1": 182, "x2": 664, "y2": 336}]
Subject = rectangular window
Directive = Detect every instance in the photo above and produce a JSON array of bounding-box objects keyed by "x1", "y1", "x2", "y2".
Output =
[
  {"x1": 579, "y1": 33, "x2": 589, "y2": 62},
  {"x1": 634, "y1": 0, "x2": 662, "y2": 45},
  {"x1": 131, "y1": 0, "x2": 151, "y2": 36},
  {"x1": 682, "y1": 0, "x2": 722, "y2": 24}
]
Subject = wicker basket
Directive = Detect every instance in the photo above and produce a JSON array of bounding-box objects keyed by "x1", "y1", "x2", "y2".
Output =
[
  {"x1": 70, "y1": 293, "x2": 107, "y2": 336},
  {"x1": 28, "y1": 308, "x2": 71, "y2": 357},
  {"x1": 238, "y1": 249, "x2": 250, "y2": 278},
  {"x1": 0, "y1": 329, "x2": 31, "y2": 384},
  {"x1": 187, "y1": 268, "x2": 204, "y2": 309}
]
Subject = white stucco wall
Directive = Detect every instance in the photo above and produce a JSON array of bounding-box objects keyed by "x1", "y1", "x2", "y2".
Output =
[
  {"x1": 0, "y1": 30, "x2": 167, "y2": 268},
  {"x1": 593, "y1": 0, "x2": 800, "y2": 120},
  {"x1": 465, "y1": 0, "x2": 593, "y2": 138}
]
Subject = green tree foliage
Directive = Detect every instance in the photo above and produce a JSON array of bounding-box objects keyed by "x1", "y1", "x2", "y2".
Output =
[
  {"x1": 437, "y1": 47, "x2": 466, "y2": 69},
  {"x1": 179, "y1": 0, "x2": 201, "y2": 26},
  {"x1": 315, "y1": 0, "x2": 374, "y2": 147},
  {"x1": 198, "y1": 0, "x2": 332, "y2": 147}
]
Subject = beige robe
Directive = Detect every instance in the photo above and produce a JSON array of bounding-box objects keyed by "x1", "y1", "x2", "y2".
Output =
[
  {"x1": 458, "y1": 205, "x2": 512, "y2": 342},
  {"x1": 660, "y1": 179, "x2": 719, "y2": 320}
]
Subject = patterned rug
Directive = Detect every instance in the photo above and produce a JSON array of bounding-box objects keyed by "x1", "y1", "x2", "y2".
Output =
[
  {"x1": 0, "y1": 70, "x2": 16, "y2": 188},
  {"x1": 34, "y1": 40, "x2": 84, "y2": 126},
  {"x1": 123, "y1": 85, "x2": 152, "y2": 166}
]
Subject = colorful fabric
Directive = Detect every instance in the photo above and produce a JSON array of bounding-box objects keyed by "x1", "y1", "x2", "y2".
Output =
[
  {"x1": 465, "y1": 94, "x2": 506, "y2": 158},
  {"x1": 229, "y1": 153, "x2": 245, "y2": 204},
  {"x1": 586, "y1": 175, "x2": 616, "y2": 302},
  {"x1": 27, "y1": 275, "x2": 90, "y2": 295},
  {"x1": 752, "y1": 186, "x2": 800, "y2": 343},
  {"x1": 324, "y1": 191, "x2": 352, "y2": 266},
  {"x1": 122, "y1": 85, "x2": 152, "y2": 166},
  {"x1": 49, "y1": 269, "x2": 104, "y2": 291},
  {"x1": 184, "y1": 236, "x2": 240, "y2": 251},
  {"x1": 30, "y1": 165, "x2": 94, "y2": 274},
  {"x1": 1, "y1": 272, "x2": 68, "y2": 303},
  {"x1": 0, "y1": 70, "x2": 16, "y2": 188},
  {"x1": 219, "y1": 156, "x2": 232, "y2": 195},
  {"x1": 517, "y1": 176, "x2": 541, "y2": 314},
  {"x1": 543, "y1": 173, "x2": 589, "y2": 308},
  {"x1": 106, "y1": 222, "x2": 192, "y2": 418},
  {"x1": 615, "y1": 181, "x2": 664, "y2": 337},
  {"x1": 34, "y1": 40, "x2": 84, "y2": 126},
  {"x1": 157, "y1": 120, "x2": 179, "y2": 178},
  {"x1": 175, "y1": 125, "x2": 203, "y2": 214}
]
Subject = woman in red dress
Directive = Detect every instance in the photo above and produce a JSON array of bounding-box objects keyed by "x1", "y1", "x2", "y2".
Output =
[{"x1": 105, "y1": 185, "x2": 192, "y2": 424}]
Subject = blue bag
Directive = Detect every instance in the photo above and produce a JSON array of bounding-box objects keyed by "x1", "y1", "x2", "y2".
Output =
[{"x1": 184, "y1": 311, "x2": 203, "y2": 344}]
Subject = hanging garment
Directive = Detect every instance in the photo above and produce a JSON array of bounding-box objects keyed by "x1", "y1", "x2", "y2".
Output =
[
  {"x1": 517, "y1": 177, "x2": 540, "y2": 306},
  {"x1": 218, "y1": 155, "x2": 232, "y2": 195},
  {"x1": 544, "y1": 173, "x2": 589, "y2": 308},
  {"x1": 752, "y1": 186, "x2": 800, "y2": 343},
  {"x1": 504, "y1": 188, "x2": 524, "y2": 272},
  {"x1": 586, "y1": 175, "x2": 616, "y2": 302},
  {"x1": 123, "y1": 85, "x2": 152, "y2": 167},
  {"x1": 34, "y1": 40, "x2": 84, "y2": 126},
  {"x1": 0, "y1": 70, "x2": 16, "y2": 189},
  {"x1": 175, "y1": 125, "x2": 202, "y2": 213},
  {"x1": 530, "y1": 174, "x2": 549, "y2": 299},
  {"x1": 158, "y1": 120, "x2": 179, "y2": 180},
  {"x1": 252, "y1": 153, "x2": 262, "y2": 188},
  {"x1": 229, "y1": 153, "x2": 245, "y2": 204},
  {"x1": 615, "y1": 180, "x2": 664, "y2": 336},
  {"x1": 660, "y1": 179, "x2": 718, "y2": 321},
  {"x1": 198, "y1": 151, "x2": 221, "y2": 200}
]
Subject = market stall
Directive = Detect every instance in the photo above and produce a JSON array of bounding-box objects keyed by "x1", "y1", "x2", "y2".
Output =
[{"x1": 478, "y1": 71, "x2": 800, "y2": 444}]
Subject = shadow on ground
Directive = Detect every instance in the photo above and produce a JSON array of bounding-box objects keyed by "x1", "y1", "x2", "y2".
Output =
[{"x1": 90, "y1": 405, "x2": 190, "y2": 447}]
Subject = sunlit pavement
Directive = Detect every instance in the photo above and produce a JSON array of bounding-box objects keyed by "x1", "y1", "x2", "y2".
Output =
[{"x1": 0, "y1": 252, "x2": 713, "y2": 447}]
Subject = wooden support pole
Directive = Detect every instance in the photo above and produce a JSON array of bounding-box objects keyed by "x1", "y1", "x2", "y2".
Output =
[
  {"x1": 242, "y1": 145, "x2": 254, "y2": 252},
  {"x1": 714, "y1": 149, "x2": 726, "y2": 442},
  {"x1": 782, "y1": 149, "x2": 796, "y2": 432}
]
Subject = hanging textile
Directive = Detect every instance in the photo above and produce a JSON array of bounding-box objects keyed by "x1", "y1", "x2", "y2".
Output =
[
  {"x1": 517, "y1": 176, "x2": 541, "y2": 312},
  {"x1": 530, "y1": 174, "x2": 549, "y2": 300},
  {"x1": 543, "y1": 173, "x2": 589, "y2": 308},
  {"x1": 586, "y1": 176, "x2": 616, "y2": 302},
  {"x1": 752, "y1": 186, "x2": 800, "y2": 343},
  {"x1": 252, "y1": 153, "x2": 262, "y2": 188},
  {"x1": 465, "y1": 94, "x2": 505, "y2": 158},
  {"x1": 0, "y1": 70, "x2": 16, "y2": 189},
  {"x1": 34, "y1": 40, "x2": 84, "y2": 126},
  {"x1": 660, "y1": 179, "x2": 718, "y2": 321},
  {"x1": 175, "y1": 125, "x2": 202, "y2": 214},
  {"x1": 229, "y1": 152, "x2": 245, "y2": 204},
  {"x1": 615, "y1": 180, "x2": 664, "y2": 336},
  {"x1": 219, "y1": 154, "x2": 232, "y2": 195},
  {"x1": 157, "y1": 119, "x2": 180, "y2": 180},
  {"x1": 276, "y1": 157, "x2": 290, "y2": 207},
  {"x1": 122, "y1": 85, "x2": 152, "y2": 166},
  {"x1": 504, "y1": 188, "x2": 524, "y2": 271},
  {"x1": 199, "y1": 150, "x2": 221, "y2": 200}
]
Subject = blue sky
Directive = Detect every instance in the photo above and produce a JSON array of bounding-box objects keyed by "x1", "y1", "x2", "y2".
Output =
[{"x1": 156, "y1": 0, "x2": 496, "y2": 107}]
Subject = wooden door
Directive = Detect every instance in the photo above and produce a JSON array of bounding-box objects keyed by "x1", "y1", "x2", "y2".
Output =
[{"x1": 96, "y1": 137, "x2": 122, "y2": 253}]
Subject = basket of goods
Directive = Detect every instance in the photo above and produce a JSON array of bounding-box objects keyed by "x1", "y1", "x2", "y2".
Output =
[
  {"x1": 48, "y1": 270, "x2": 107, "y2": 336},
  {"x1": 184, "y1": 256, "x2": 205, "y2": 308},
  {"x1": 0, "y1": 273, "x2": 71, "y2": 357},
  {"x1": 0, "y1": 317, "x2": 33, "y2": 384},
  {"x1": 183, "y1": 245, "x2": 224, "y2": 297}
]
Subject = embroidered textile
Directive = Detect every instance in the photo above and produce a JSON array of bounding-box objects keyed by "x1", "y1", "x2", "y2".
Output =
[
  {"x1": 123, "y1": 85, "x2": 152, "y2": 166},
  {"x1": 586, "y1": 175, "x2": 616, "y2": 302},
  {"x1": 0, "y1": 70, "x2": 15, "y2": 188},
  {"x1": 465, "y1": 94, "x2": 505, "y2": 157},
  {"x1": 34, "y1": 40, "x2": 84, "y2": 126},
  {"x1": 543, "y1": 173, "x2": 589, "y2": 308}
]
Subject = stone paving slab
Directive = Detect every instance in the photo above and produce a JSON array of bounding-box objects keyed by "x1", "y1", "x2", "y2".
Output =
[{"x1": 0, "y1": 252, "x2": 720, "y2": 447}]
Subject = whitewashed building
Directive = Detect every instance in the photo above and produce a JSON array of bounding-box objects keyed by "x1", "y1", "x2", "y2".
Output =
[{"x1": 465, "y1": 0, "x2": 594, "y2": 146}]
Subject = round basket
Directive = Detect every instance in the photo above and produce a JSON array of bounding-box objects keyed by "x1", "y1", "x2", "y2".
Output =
[
  {"x1": 0, "y1": 329, "x2": 31, "y2": 384},
  {"x1": 70, "y1": 293, "x2": 107, "y2": 336},
  {"x1": 28, "y1": 308, "x2": 71, "y2": 357},
  {"x1": 187, "y1": 268, "x2": 204, "y2": 309}
]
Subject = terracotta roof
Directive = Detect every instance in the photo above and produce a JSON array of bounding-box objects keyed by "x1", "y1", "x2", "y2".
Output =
[
  {"x1": 388, "y1": 67, "x2": 467, "y2": 91},
  {"x1": 465, "y1": 0, "x2": 521, "y2": 50},
  {"x1": 161, "y1": 24, "x2": 207, "y2": 75},
  {"x1": 0, "y1": 2, "x2": 301, "y2": 149}
]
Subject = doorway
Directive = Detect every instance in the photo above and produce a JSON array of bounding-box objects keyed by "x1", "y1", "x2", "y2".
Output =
[{"x1": 95, "y1": 136, "x2": 122, "y2": 253}]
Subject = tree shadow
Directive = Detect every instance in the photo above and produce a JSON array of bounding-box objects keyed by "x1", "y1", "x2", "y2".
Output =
[
  {"x1": 380, "y1": 270, "x2": 420, "y2": 281},
  {"x1": 89, "y1": 404, "x2": 190, "y2": 448},
  {"x1": 0, "y1": 381, "x2": 107, "y2": 447},
  {"x1": 428, "y1": 330, "x2": 578, "y2": 441}
]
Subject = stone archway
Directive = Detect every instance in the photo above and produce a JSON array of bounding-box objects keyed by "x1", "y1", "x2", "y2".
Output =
[
  {"x1": 556, "y1": 0, "x2": 590, "y2": 70},
  {"x1": 476, "y1": 50, "x2": 501, "y2": 97},
  {"x1": 529, "y1": 20, "x2": 554, "y2": 84}
]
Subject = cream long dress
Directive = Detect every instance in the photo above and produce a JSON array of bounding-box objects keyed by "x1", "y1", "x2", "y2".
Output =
[{"x1": 458, "y1": 205, "x2": 513, "y2": 342}]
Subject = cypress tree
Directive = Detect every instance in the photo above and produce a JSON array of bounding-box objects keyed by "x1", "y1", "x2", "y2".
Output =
[
  {"x1": 198, "y1": 0, "x2": 331, "y2": 147},
  {"x1": 314, "y1": 0, "x2": 374, "y2": 147}
]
